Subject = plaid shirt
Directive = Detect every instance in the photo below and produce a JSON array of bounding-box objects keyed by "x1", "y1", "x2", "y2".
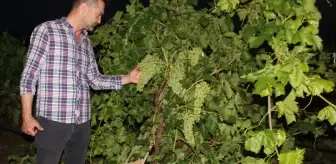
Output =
[{"x1": 20, "y1": 17, "x2": 122, "y2": 124}]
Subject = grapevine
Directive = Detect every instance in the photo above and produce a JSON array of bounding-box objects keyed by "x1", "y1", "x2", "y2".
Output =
[
  {"x1": 84, "y1": 0, "x2": 336, "y2": 163},
  {"x1": 136, "y1": 54, "x2": 164, "y2": 92},
  {"x1": 167, "y1": 53, "x2": 186, "y2": 96},
  {"x1": 182, "y1": 81, "x2": 210, "y2": 146},
  {"x1": 6, "y1": 0, "x2": 336, "y2": 163}
]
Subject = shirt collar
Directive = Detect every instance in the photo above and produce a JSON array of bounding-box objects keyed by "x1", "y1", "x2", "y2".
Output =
[{"x1": 59, "y1": 17, "x2": 88, "y2": 36}]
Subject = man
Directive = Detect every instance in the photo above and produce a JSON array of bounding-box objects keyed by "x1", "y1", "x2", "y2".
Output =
[{"x1": 19, "y1": 0, "x2": 141, "y2": 163}]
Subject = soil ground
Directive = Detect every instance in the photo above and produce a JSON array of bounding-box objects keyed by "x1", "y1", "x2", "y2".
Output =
[
  {"x1": 0, "y1": 118, "x2": 33, "y2": 164},
  {"x1": 1, "y1": 118, "x2": 336, "y2": 164}
]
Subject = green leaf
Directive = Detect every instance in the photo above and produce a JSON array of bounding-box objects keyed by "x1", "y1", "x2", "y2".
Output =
[
  {"x1": 276, "y1": 90, "x2": 299, "y2": 125},
  {"x1": 224, "y1": 32, "x2": 237, "y2": 37},
  {"x1": 312, "y1": 35, "x2": 323, "y2": 50},
  {"x1": 113, "y1": 11, "x2": 123, "y2": 22},
  {"x1": 317, "y1": 106, "x2": 336, "y2": 125},
  {"x1": 242, "y1": 26, "x2": 257, "y2": 43},
  {"x1": 237, "y1": 8, "x2": 248, "y2": 21},
  {"x1": 289, "y1": 67, "x2": 305, "y2": 88},
  {"x1": 275, "y1": 83, "x2": 285, "y2": 97},
  {"x1": 293, "y1": 121, "x2": 315, "y2": 134},
  {"x1": 263, "y1": 22, "x2": 280, "y2": 36},
  {"x1": 248, "y1": 36, "x2": 266, "y2": 48},
  {"x1": 224, "y1": 81, "x2": 234, "y2": 99},
  {"x1": 278, "y1": 148, "x2": 305, "y2": 164},
  {"x1": 303, "y1": 0, "x2": 317, "y2": 13},
  {"x1": 253, "y1": 76, "x2": 276, "y2": 97},
  {"x1": 242, "y1": 157, "x2": 266, "y2": 164},
  {"x1": 245, "y1": 129, "x2": 286, "y2": 155},
  {"x1": 126, "y1": 3, "x2": 136, "y2": 14},
  {"x1": 245, "y1": 132, "x2": 263, "y2": 154},
  {"x1": 285, "y1": 29, "x2": 294, "y2": 43},
  {"x1": 295, "y1": 84, "x2": 310, "y2": 98},
  {"x1": 299, "y1": 62, "x2": 309, "y2": 72},
  {"x1": 307, "y1": 76, "x2": 335, "y2": 95}
]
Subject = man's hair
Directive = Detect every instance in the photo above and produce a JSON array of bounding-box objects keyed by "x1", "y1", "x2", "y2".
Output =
[{"x1": 72, "y1": 0, "x2": 108, "y2": 8}]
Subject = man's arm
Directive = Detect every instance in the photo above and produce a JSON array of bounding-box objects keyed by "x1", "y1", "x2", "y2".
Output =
[
  {"x1": 19, "y1": 24, "x2": 48, "y2": 136},
  {"x1": 21, "y1": 94, "x2": 43, "y2": 136},
  {"x1": 21, "y1": 94, "x2": 34, "y2": 120},
  {"x1": 86, "y1": 56, "x2": 124, "y2": 90},
  {"x1": 86, "y1": 55, "x2": 141, "y2": 90}
]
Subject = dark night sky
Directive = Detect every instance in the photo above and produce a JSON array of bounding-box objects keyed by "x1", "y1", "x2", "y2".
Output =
[
  {"x1": 0, "y1": 0, "x2": 336, "y2": 50},
  {"x1": 0, "y1": 0, "x2": 131, "y2": 41}
]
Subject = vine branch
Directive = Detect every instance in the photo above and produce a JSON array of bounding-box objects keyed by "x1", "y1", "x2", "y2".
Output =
[
  {"x1": 151, "y1": 77, "x2": 168, "y2": 158},
  {"x1": 267, "y1": 95, "x2": 279, "y2": 157},
  {"x1": 267, "y1": 96, "x2": 273, "y2": 130},
  {"x1": 318, "y1": 95, "x2": 336, "y2": 109}
]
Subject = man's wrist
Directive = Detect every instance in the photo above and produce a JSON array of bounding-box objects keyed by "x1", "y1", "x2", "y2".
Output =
[
  {"x1": 121, "y1": 74, "x2": 130, "y2": 85},
  {"x1": 22, "y1": 113, "x2": 33, "y2": 121}
]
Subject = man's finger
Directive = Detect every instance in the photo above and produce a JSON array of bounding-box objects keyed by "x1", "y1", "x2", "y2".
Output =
[
  {"x1": 26, "y1": 129, "x2": 34, "y2": 136},
  {"x1": 36, "y1": 123, "x2": 44, "y2": 131},
  {"x1": 28, "y1": 128, "x2": 37, "y2": 136},
  {"x1": 134, "y1": 65, "x2": 141, "y2": 71}
]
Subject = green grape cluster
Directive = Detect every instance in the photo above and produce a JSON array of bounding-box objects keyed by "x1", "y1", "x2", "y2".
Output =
[
  {"x1": 188, "y1": 47, "x2": 203, "y2": 67},
  {"x1": 193, "y1": 82, "x2": 211, "y2": 122},
  {"x1": 194, "y1": 82, "x2": 211, "y2": 108},
  {"x1": 217, "y1": 0, "x2": 240, "y2": 12},
  {"x1": 167, "y1": 54, "x2": 186, "y2": 96},
  {"x1": 182, "y1": 112, "x2": 196, "y2": 146},
  {"x1": 183, "y1": 82, "x2": 211, "y2": 146},
  {"x1": 136, "y1": 54, "x2": 163, "y2": 91}
]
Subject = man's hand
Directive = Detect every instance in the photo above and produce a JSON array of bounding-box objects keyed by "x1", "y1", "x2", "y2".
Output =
[
  {"x1": 122, "y1": 65, "x2": 142, "y2": 85},
  {"x1": 21, "y1": 116, "x2": 44, "y2": 136}
]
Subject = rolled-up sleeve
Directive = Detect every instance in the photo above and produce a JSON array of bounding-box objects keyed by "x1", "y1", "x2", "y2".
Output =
[
  {"x1": 87, "y1": 54, "x2": 123, "y2": 90},
  {"x1": 19, "y1": 24, "x2": 48, "y2": 95}
]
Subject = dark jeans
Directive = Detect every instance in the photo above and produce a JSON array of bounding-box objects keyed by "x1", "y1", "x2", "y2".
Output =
[{"x1": 34, "y1": 116, "x2": 90, "y2": 164}]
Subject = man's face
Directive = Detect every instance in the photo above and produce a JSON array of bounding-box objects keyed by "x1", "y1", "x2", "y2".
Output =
[{"x1": 83, "y1": 0, "x2": 104, "y2": 31}]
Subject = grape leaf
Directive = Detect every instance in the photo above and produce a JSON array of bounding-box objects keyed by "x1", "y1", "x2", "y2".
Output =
[
  {"x1": 242, "y1": 157, "x2": 266, "y2": 164},
  {"x1": 113, "y1": 11, "x2": 123, "y2": 22},
  {"x1": 292, "y1": 121, "x2": 315, "y2": 134},
  {"x1": 252, "y1": 76, "x2": 276, "y2": 97},
  {"x1": 307, "y1": 76, "x2": 335, "y2": 95},
  {"x1": 278, "y1": 148, "x2": 305, "y2": 164},
  {"x1": 245, "y1": 129, "x2": 286, "y2": 155},
  {"x1": 275, "y1": 83, "x2": 285, "y2": 97},
  {"x1": 237, "y1": 8, "x2": 248, "y2": 21},
  {"x1": 312, "y1": 35, "x2": 323, "y2": 50},
  {"x1": 289, "y1": 67, "x2": 305, "y2": 88},
  {"x1": 317, "y1": 106, "x2": 336, "y2": 125},
  {"x1": 303, "y1": 0, "x2": 316, "y2": 13},
  {"x1": 248, "y1": 36, "x2": 266, "y2": 48},
  {"x1": 276, "y1": 90, "x2": 299, "y2": 125}
]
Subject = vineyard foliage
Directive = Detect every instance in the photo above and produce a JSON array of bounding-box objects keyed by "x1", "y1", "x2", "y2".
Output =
[
  {"x1": 0, "y1": 32, "x2": 26, "y2": 125},
  {"x1": 86, "y1": 0, "x2": 336, "y2": 163},
  {"x1": 3, "y1": 0, "x2": 336, "y2": 163}
]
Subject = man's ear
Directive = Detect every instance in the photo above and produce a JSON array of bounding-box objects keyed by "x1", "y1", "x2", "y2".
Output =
[{"x1": 79, "y1": 2, "x2": 89, "y2": 15}]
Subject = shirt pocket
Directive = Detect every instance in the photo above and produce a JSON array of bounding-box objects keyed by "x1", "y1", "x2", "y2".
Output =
[
  {"x1": 76, "y1": 47, "x2": 90, "y2": 87},
  {"x1": 48, "y1": 35, "x2": 76, "y2": 76}
]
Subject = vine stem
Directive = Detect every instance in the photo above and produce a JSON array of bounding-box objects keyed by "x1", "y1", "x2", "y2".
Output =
[
  {"x1": 243, "y1": 105, "x2": 276, "y2": 135},
  {"x1": 267, "y1": 96, "x2": 279, "y2": 157},
  {"x1": 173, "y1": 129, "x2": 177, "y2": 151},
  {"x1": 152, "y1": 77, "x2": 168, "y2": 159},
  {"x1": 318, "y1": 95, "x2": 336, "y2": 109},
  {"x1": 267, "y1": 96, "x2": 273, "y2": 130},
  {"x1": 182, "y1": 78, "x2": 202, "y2": 97}
]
